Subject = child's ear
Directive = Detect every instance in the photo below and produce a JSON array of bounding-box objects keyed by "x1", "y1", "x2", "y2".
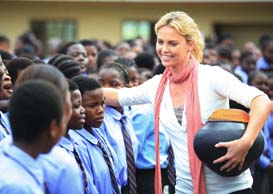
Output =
[{"x1": 48, "y1": 120, "x2": 61, "y2": 139}]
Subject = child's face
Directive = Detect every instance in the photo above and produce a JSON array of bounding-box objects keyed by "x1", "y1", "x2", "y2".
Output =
[
  {"x1": 61, "y1": 91, "x2": 73, "y2": 134},
  {"x1": 85, "y1": 45, "x2": 98, "y2": 70},
  {"x1": 98, "y1": 68, "x2": 124, "y2": 89},
  {"x1": 67, "y1": 44, "x2": 88, "y2": 73},
  {"x1": 250, "y1": 73, "x2": 268, "y2": 94},
  {"x1": 0, "y1": 65, "x2": 13, "y2": 100},
  {"x1": 241, "y1": 55, "x2": 256, "y2": 74},
  {"x1": 263, "y1": 41, "x2": 273, "y2": 65},
  {"x1": 82, "y1": 88, "x2": 105, "y2": 128},
  {"x1": 67, "y1": 89, "x2": 85, "y2": 130},
  {"x1": 202, "y1": 48, "x2": 218, "y2": 65},
  {"x1": 128, "y1": 67, "x2": 139, "y2": 87}
]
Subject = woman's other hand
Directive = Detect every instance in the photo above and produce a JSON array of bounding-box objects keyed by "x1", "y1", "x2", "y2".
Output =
[{"x1": 213, "y1": 137, "x2": 252, "y2": 172}]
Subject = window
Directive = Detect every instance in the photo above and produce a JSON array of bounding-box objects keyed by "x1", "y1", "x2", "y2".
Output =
[
  {"x1": 31, "y1": 19, "x2": 77, "y2": 47},
  {"x1": 122, "y1": 20, "x2": 151, "y2": 41}
]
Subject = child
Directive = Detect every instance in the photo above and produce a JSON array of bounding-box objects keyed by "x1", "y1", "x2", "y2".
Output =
[
  {"x1": 70, "y1": 75, "x2": 121, "y2": 194},
  {"x1": 80, "y1": 39, "x2": 99, "y2": 74},
  {"x1": 115, "y1": 57, "x2": 139, "y2": 87},
  {"x1": 249, "y1": 71, "x2": 273, "y2": 194},
  {"x1": 0, "y1": 80, "x2": 65, "y2": 193},
  {"x1": 234, "y1": 51, "x2": 257, "y2": 84},
  {"x1": 15, "y1": 65, "x2": 85, "y2": 194},
  {"x1": 0, "y1": 60, "x2": 11, "y2": 140},
  {"x1": 58, "y1": 41, "x2": 88, "y2": 74},
  {"x1": 57, "y1": 79, "x2": 98, "y2": 194},
  {"x1": 97, "y1": 62, "x2": 139, "y2": 194},
  {"x1": 0, "y1": 59, "x2": 13, "y2": 113}
]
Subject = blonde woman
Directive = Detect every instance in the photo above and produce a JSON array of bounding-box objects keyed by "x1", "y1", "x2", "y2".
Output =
[{"x1": 103, "y1": 11, "x2": 271, "y2": 194}]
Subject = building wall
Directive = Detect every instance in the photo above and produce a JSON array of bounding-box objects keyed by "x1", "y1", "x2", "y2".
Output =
[{"x1": 0, "y1": 1, "x2": 272, "y2": 48}]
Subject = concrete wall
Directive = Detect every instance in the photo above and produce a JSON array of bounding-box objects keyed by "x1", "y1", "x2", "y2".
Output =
[{"x1": 0, "y1": 1, "x2": 272, "y2": 48}]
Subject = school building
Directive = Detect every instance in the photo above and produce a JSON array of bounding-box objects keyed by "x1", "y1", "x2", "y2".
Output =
[{"x1": 0, "y1": 0, "x2": 273, "y2": 49}]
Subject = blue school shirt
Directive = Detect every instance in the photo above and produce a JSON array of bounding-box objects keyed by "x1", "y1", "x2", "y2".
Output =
[
  {"x1": 256, "y1": 113, "x2": 273, "y2": 169},
  {"x1": 69, "y1": 128, "x2": 121, "y2": 194},
  {"x1": 57, "y1": 135, "x2": 99, "y2": 194},
  {"x1": 99, "y1": 106, "x2": 139, "y2": 187},
  {"x1": 0, "y1": 111, "x2": 11, "y2": 141},
  {"x1": 256, "y1": 57, "x2": 273, "y2": 70},
  {"x1": 0, "y1": 144, "x2": 45, "y2": 194},
  {"x1": 130, "y1": 104, "x2": 170, "y2": 169},
  {"x1": 38, "y1": 144, "x2": 85, "y2": 194},
  {"x1": 234, "y1": 65, "x2": 248, "y2": 84}
]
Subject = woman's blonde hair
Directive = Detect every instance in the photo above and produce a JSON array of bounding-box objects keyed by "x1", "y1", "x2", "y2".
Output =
[{"x1": 155, "y1": 11, "x2": 204, "y2": 62}]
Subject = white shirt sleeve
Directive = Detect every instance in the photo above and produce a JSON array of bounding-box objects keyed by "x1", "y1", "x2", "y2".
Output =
[
  {"x1": 118, "y1": 74, "x2": 162, "y2": 106},
  {"x1": 210, "y1": 66, "x2": 266, "y2": 108}
]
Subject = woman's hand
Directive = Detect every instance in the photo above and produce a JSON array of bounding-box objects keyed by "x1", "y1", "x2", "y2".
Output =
[{"x1": 213, "y1": 137, "x2": 252, "y2": 172}]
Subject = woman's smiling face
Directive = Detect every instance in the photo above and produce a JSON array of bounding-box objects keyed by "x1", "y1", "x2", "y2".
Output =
[{"x1": 156, "y1": 25, "x2": 192, "y2": 68}]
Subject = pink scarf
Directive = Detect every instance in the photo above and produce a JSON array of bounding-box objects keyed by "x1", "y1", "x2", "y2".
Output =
[{"x1": 154, "y1": 56, "x2": 206, "y2": 194}]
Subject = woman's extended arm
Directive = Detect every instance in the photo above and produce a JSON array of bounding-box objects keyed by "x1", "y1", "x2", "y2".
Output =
[
  {"x1": 103, "y1": 88, "x2": 121, "y2": 107},
  {"x1": 214, "y1": 95, "x2": 272, "y2": 171}
]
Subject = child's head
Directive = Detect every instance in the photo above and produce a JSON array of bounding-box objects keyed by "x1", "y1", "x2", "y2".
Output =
[
  {"x1": 16, "y1": 64, "x2": 72, "y2": 137},
  {"x1": 58, "y1": 41, "x2": 88, "y2": 73},
  {"x1": 9, "y1": 80, "x2": 64, "y2": 154},
  {"x1": 248, "y1": 71, "x2": 268, "y2": 94},
  {"x1": 98, "y1": 62, "x2": 130, "y2": 89},
  {"x1": 72, "y1": 76, "x2": 105, "y2": 129},
  {"x1": 97, "y1": 49, "x2": 118, "y2": 70},
  {"x1": 67, "y1": 79, "x2": 85, "y2": 130},
  {"x1": 114, "y1": 41, "x2": 131, "y2": 57},
  {"x1": 80, "y1": 39, "x2": 99, "y2": 73},
  {"x1": 0, "y1": 61, "x2": 13, "y2": 100},
  {"x1": 261, "y1": 38, "x2": 273, "y2": 65},
  {"x1": 138, "y1": 67, "x2": 153, "y2": 84},
  {"x1": 240, "y1": 51, "x2": 256, "y2": 74},
  {"x1": 48, "y1": 54, "x2": 81, "y2": 79},
  {"x1": 6, "y1": 57, "x2": 34, "y2": 83},
  {"x1": 114, "y1": 57, "x2": 139, "y2": 87}
]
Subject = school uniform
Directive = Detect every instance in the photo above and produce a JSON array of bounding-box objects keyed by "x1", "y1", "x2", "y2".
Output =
[
  {"x1": 0, "y1": 144, "x2": 45, "y2": 194},
  {"x1": 100, "y1": 106, "x2": 139, "y2": 188},
  {"x1": 253, "y1": 113, "x2": 273, "y2": 194},
  {"x1": 69, "y1": 128, "x2": 121, "y2": 194},
  {"x1": 256, "y1": 57, "x2": 273, "y2": 70},
  {"x1": 0, "y1": 111, "x2": 11, "y2": 141},
  {"x1": 38, "y1": 144, "x2": 85, "y2": 194},
  {"x1": 234, "y1": 65, "x2": 248, "y2": 84},
  {"x1": 57, "y1": 135, "x2": 98, "y2": 194}
]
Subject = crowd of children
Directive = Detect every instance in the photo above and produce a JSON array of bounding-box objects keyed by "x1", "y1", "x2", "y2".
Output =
[{"x1": 0, "y1": 30, "x2": 272, "y2": 194}]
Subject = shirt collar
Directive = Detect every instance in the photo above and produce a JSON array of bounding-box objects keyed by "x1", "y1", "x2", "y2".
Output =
[
  {"x1": 76, "y1": 128, "x2": 98, "y2": 145},
  {"x1": 106, "y1": 105, "x2": 130, "y2": 121},
  {"x1": 58, "y1": 136, "x2": 74, "y2": 152}
]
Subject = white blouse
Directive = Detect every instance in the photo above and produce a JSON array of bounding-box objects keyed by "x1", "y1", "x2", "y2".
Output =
[{"x1": 118, "y1": 65, "x2": 265, "y2": 194}]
